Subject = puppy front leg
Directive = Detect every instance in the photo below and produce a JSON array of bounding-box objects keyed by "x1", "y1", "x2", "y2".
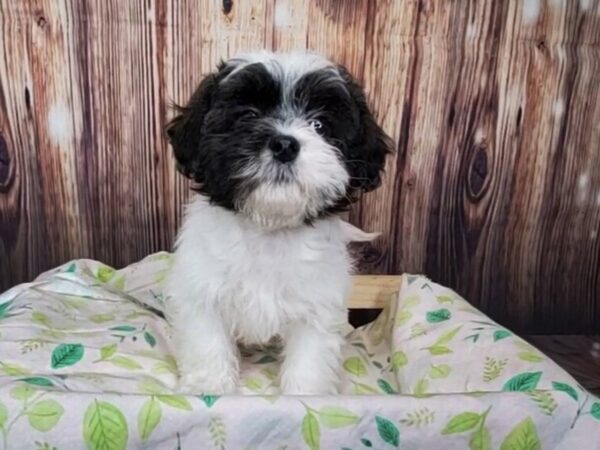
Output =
[
  {"x1": 280, "y1": 322, "x2": 343, "y2": 395},
  {"x1": 171, "y1": 307, "x2": 239, "y2": 394}
]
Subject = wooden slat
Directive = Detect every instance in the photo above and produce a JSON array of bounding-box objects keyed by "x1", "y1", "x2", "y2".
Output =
[{"x1": 348, "y1": 275, "x2": 403, "y2": 309}]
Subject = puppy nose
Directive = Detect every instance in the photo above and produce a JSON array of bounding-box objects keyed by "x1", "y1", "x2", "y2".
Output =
[{"x1": 269, "y1": 135, "x2": 300, "y2": 163}]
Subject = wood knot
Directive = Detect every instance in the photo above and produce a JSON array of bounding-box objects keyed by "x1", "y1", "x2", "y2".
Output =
[
  {"x1": 405, "y1": 172, "x2": 416, "y2": 189},
  {"x1": 222, "y1": 0, "x2": 233, "y2": 15},
  {"x1": 36, "y1": 15, "x2": 47, "y2": 29},
  {"x1": 24, "y1": 87, "x2": 31, "y2": 111},
  {"x1": 447, "y1": 105, "x2": 456, "y2": 127},
  {"x1": 468, "y1": 147, "x2": 488, "y2": 200},
  {"x1": 536, "y1": 38, "x2": 548, "y2": 55},
  {"x1": 0, "y1": 134, "x2": 12, "y2": 191}
]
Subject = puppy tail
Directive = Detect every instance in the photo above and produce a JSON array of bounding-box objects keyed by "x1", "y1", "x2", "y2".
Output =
[{"x1": 340, "y1": 221, "x2": 381, "y2": 242}]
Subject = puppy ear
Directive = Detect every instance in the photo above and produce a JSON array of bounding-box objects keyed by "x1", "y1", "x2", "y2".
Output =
[
  {"x1": 165, "y1": 62, "x2": 230, "y2": 180},
  {"x1": 338, "y1": 65, "x2": 394, "y2": 193}
]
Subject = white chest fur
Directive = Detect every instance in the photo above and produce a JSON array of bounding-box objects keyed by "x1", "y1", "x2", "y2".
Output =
[{"x1": 166, "y1": 196, "x2": 361, "y2": 344}]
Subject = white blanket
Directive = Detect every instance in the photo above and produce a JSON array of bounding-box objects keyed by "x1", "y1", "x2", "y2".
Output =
[{"x1": 0, "y1": 253, "x2": 598, "y2": 449}]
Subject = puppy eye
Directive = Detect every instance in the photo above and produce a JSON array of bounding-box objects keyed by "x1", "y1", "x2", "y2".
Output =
[
  {"x1": 241, "y1": 109, "x2": 259, "y2": 119},
  {"x1": 309, "y1": 119, "x2": 324, "y2": 133}
]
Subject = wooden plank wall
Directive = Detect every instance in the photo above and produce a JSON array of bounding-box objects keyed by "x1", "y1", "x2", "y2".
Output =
[{"x1": 0, "y1": 0, "x2": 598, "y2": 333}]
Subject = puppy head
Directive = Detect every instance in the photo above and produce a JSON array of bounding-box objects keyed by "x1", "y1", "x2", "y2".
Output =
[{"x1": 166, "y1": 51, "x2": 393, "y2": 229}]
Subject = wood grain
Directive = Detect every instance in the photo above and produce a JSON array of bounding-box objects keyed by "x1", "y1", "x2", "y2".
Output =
[
  {"x1": 0, "y1": 0, "x2": 598, "y2": 333},
  {"x1": 348, "y1": 275, "x2": 403, "y2": 309}
]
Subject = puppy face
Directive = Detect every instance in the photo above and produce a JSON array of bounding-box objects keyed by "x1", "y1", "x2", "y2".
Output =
[{"x1": 167, "y1": 52, "x2": 392, "y2": 228}]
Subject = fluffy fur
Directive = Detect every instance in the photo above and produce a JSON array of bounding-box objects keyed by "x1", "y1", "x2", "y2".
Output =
[{"x1": 165, "y1": 51, "x2": 392, "y2": 394}]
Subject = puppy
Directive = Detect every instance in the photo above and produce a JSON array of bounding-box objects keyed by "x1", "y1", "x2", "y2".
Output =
[{"x1": 165, "y1": 51, "x2": 392, "y2": 394}]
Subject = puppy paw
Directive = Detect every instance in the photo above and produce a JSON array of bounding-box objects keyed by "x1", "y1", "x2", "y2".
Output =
[
  {"x1": 280, "y1": 377, "x2": 339, "y2": 395},
  {"x1": 178, "y1": 370, "x2": 238, "y2": 395},
  {"x1": 176, "y1": 354, "x2": 239, "y2": 395}
]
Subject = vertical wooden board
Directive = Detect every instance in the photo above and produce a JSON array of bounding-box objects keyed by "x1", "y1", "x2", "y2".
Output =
[
  {"x1": 411, "y1": 0, "x2": 600, "y2": 331},
  {"x1": 305, "y1": 0, "x2": 370, "y2": 75},
  {"x1": 348, "y1": 0, "x2": 415, "y2": 274},
  {"x1": 544, "y1": 3, "x2": 600, "y2": 332},
  {"x1": 61, "y1": 0, "x2": 155, "y2": 267},
  {"x1": 497, "y1": 0, "x2": 600, "y2": 332},
  {"x1": 31, "y1": 0, "x2": 92, "y2": 263},
  {"x1": 268, "y1": 0, "x2": 309, "y2": 52},
  {"x1": 409, "y1": 2, "x2": 518, "y2": 319},
  {"x1": 0, "y1": 1, "x2": 48, "y2": 289},
  {"x1": 473, "y1": 1, "x2": 533, "y2": 326},
  {"x1": 398, "y1": 2, "x2": 476, "y2": 278}
]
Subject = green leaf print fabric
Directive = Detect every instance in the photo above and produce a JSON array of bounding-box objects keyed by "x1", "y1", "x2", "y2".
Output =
[{"x1": 0, "y1": 252, "x2": 598, "y2": 449}]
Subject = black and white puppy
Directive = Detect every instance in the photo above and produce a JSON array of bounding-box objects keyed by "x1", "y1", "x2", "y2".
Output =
[{"x1": 165, "y1": 51, "x2": 392, "y2": 394}]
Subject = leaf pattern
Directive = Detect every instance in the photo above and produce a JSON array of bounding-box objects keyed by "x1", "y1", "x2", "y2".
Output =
[
  {"x1": 20, "y1": 377, "x2": 54, "y2": 387},
  {"x1": 493, "y1": 330, "x2": 511, "y2": 342},
  {"x1": 352, "y1": 382, "x2": 379, "y2": 394},
  {"x1": 400, "y1": 408, "x2": 435, "y2": 427},
  {"x1": 20, "y1": 339, "x2": 47, "y2": 354},
  {"x1": 83, "y1": 400, "x2": 129, "y2": 450},
  {"x1": 426, "y1": 308, "x2": 451, "y2": 323},
  {"x1": 377, "y1": 378, "x2": 396, "y2": 394},
  {"x1": 302, "y1": 411, "x2": 320, "y2": 450},
  {"x1": 96, "y1": 267, "x2": 116, "y2": 283},
  {"x1": 209, "y1": 416, "x2": 227, "y2": 450},
  {"x1": 483, "y1": 357, "x2": 508, "y2": 382},
  {"x1": 428, "y1": 364, "x2": 451, "y2": 379},
  {"x1": 343, "y1": 357, "x2": 368, "y2": 377},
  {"x1": 391, "y1": 351, "x2": 407, "y2": 370},
  {"x1": 0, "y1": 401, "x2": 7, "y2": 428},
  {"x1": 110, "y1": 325, "x2": 137, "y2": 332},
  {"x1": 156, "y1": 395, "x2": 192, "y2": 411},
  {"x1": 360, "y1": 437, "x2": 373, "y2": 447},
  {"x1": 143, "y1": 332, "x2": 157, "y2": 348},
  {"x1": 318, "y1": 406, "x2": 359, "y2": 428},
  {"x1": 425, "y1": 326, "x2": 462, "y2": 355},
  {"x1": 442, "y1": 412, "x2": 482, "y2": 434},
  {"x1": 50, "y1": 344, "x2": 84, "y2": 369},
  {"x1": 10, "y1": 384, "x2": 36, "y2": 400},
  {"x1": 517, "y1": 352, "x2": 544, "y2": 363},
  {"x1": 108, "y1": 356, "x2": 143, "y2": 370},
  {"x1": 395, "y1": 310, "x2": 413, "y2": 326},
  {"x1": 436, "y1": 295, "x2": 454, "y2": 304},
  {"x1": 138, "y1": 397, "x2": 161, "y2": 441},
  {"x1": 0, "y1": 301, "x2": 14, "y2": 319},
  {"x1": 99, "y1": 344, "x2": 117, "y2": 360},
  {"x1": 410, "y1": 323, "x2": 427, "y2": 338},
  {"x1": 499, "y1": 417, "x2": 540, "y2": 450},
  {"x1": 27, "y1": 400, "x2": 64, "y2": 431},
  {"x1": 413, "y1": 378, "x2": 429, "y2": 397},
  {"x1": 503, "y1": 372, "x2": 542, "y2": 392},
  {"x1": 0, "y1": 361, "x2": 30, "y2": 376},
  {"x1": 527, "y1": 391, "x2": 557, "y2": 416},
  {"x1": 90, "y1": 314, "x2": 116, "y2": 324},
  {"x1": 201, "y1": 395, "x2": 219, "y2": 408},
  {"x1": 375, "y1": 416, "x2": 400, "y2": 447},
  {"x1": 469, "y1": 426, "x2": 491, "y2": 450},
  {"x1": 590, "y1": 402, "x2": 600, "y2": 420},
  {"x1": 551, "y1": 381, "x2": 578, "y2": 401}
]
